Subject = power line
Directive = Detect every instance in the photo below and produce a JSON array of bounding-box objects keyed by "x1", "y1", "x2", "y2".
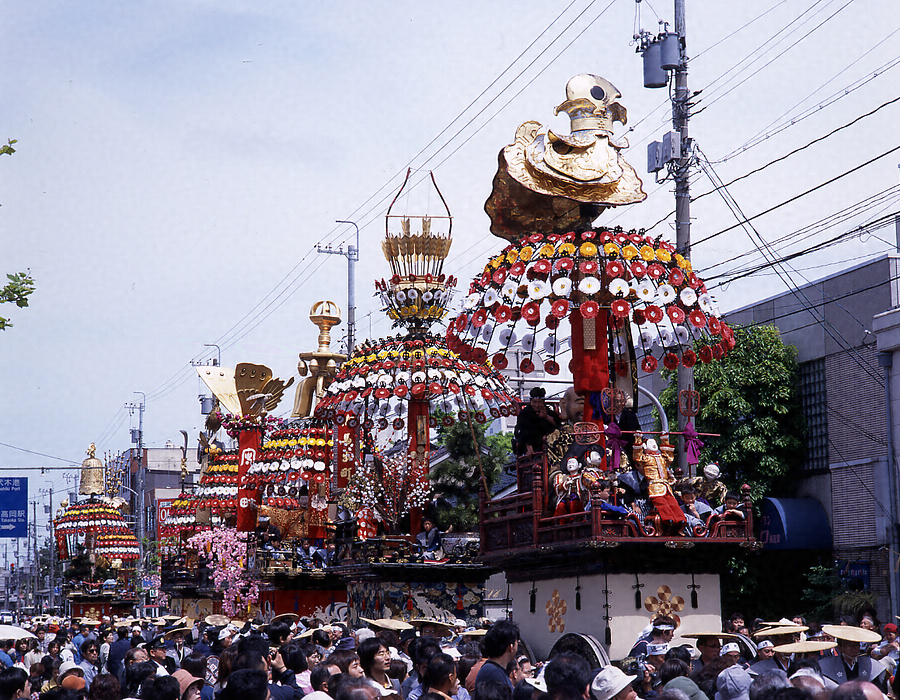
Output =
[
  {"x1": 704, "y1": 185, "x2": 900, "y2": 275},
  {"x1": 697, "y1": 150, "x2": 883, "y2": 385},
  {"x1": 708, "y1": 210, "x2": 900, "y2": 286},
  {"x1": 693, "y1": 0, "x2": 856, "y2": 116},
  {"x1": 695, "y1": 144, "x2": 900, "y2": 246},
  {"x1": 313, "y1": 0, "x2": 607, "y2": 252},
  {"x1": 693, "y1": 95, "x2": 900, "y2": 204},
  {"x1": 0, "y1": 442, "x2": 80, "y2": 465}
]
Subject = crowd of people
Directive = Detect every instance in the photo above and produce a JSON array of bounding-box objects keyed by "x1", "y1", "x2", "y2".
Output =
[{"x1": 0, "y1": 610, "x2": 897, "y2": 700}]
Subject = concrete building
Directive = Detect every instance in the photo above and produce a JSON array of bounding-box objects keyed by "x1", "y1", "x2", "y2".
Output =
[{"x1": 725, "y1": 253, "x2": 900, "y2": 619}]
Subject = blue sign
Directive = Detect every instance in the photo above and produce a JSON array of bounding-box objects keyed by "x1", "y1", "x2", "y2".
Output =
[{"x1": 0, "y1": 478, "x2": 27, "y2": 538}]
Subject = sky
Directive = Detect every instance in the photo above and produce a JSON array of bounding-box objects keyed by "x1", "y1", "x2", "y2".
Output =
[{"x1": 1, "y1": 0, "x2": 898, "y2": 542}]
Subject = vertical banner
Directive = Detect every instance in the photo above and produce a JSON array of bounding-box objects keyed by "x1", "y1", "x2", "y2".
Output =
[
  {"x1": 236, "y1": 427, "x2": 262, "y2": 532},
  {"x1": 335, "y1": 425, "x2": 356, "y2": 490}
]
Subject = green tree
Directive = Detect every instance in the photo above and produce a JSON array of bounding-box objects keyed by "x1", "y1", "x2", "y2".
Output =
[
  {"x1": 1, "y1": 140, "x2": 35, "y2": 330},
  {"x1": 661, "y1": 324, "x2": 805, "y2": 499},
  {"x1": 429, "y1": 418, "x2": 512, "y2": 532},
  {"x1": 1, "y1": 272, "x2": 35, "y2": 330}
]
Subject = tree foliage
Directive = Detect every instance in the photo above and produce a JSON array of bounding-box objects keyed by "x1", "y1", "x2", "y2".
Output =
[
  {"x1": 429, "y1": 418, "x2": 512, "y2": 532},
  {"x1": 661, "y1": 324, "x2": 805, "y2": 499},
  {"x1": 1, "y1": 140, "x2": 35, "y2": 331}
]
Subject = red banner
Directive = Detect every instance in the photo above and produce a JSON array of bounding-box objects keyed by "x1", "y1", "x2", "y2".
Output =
[
  {"x1": 156, "y1": 498, "x2": 176, "y2": 539},
  {"x1": 237, "y1": 427, "x2": 262, "y2": 532}
]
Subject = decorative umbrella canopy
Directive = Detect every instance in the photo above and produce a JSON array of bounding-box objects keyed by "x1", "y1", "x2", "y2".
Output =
[
  {"x1": 55, "y1": 499, "x2": 133, "y2": 537},
  {"x1": 159, "y1": 492, "x2": 208, "y2": 538},
  {"x1": 195, "y1": 448, "x2": 239, "y2": 511},
  {"x1": 245, "y1": 419, "x2": 334, "y2": 509},
  {"x1": 92, "y1": 532, "x2": 140, "y2": 561},
  {"x1": 54, "y1": 497, "x2": 135, "y2": 562},
  {"x1": 314, "y1": 333, "x2": 518, "y2": 431},
  {"x1": 446, "y1": 227, "x2": 735, "y2": 376}
]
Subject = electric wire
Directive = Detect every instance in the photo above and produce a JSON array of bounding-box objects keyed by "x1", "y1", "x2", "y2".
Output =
[
  {"x1": 695, "y1": 144, "x2": 900, "y2": 247},
  {"x1": 312, "y1": 0, "x2": 605, "y2": 252},
  {"x1": 692, "y1": 0, "x2": 855, "y2": 116},
  {"x1": 324, "y1": 0, "x2": 621, "y2": 250},
  {"x1": 720, "y1": 28, "x2": 900, "y2": 161},
  {"x1": 0, "y1": 441, "x2": 80, "y2": 465},
  {"x1": 708, "y1": 208, "x2": 900, "y2": 285},
  {"x1": 693, "y1": 95, "x2": 900, "y2": 205},
  {"x1": 697, "y1": 150, "x2": 883, "y2": 384},
  {"x1": 703, "y1": 186, "x2": 900, "y2": 275}
]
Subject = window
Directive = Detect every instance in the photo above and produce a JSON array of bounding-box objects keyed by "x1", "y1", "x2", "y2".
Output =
[{"x1": 800, "y1": 359, "x2": 828, "y2": 472}]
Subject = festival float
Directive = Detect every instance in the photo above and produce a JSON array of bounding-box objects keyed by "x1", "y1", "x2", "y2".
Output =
[
  {"x1": 158, "y1": 357, "x2": 349, "y2": 620},
  {"x1": 53, "y1": 444, "x2": 139, "y2": 618},
  {"x1": 313, "y1": 173, "x2": 519, "y2": 624},
  {"x1": 456, "y1": 74, "x2": 759, "y2": 661}
]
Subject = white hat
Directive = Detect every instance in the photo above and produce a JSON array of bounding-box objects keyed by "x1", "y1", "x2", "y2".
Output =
[
  {"x1": 218, "y1": 628, "x2": 233, "y2": 641},
  {"x1": 720, "y1": 642, "x2": 740, "y2": 656},
  {"x1": 704, "y1": 463, "x2": 720, "y2": 479},
  {"x1": 59, "y1": 661, "x2": 84, "y2": 678},
  {"x1": 132, "y1": 626, "x2": 142, "y2": 633},
  {"x1": 757, "y1": 640, "x2": 774, "y2": 649},
  {"x1": 591, "y1": 666, "x2": 638, "y2": 700}
]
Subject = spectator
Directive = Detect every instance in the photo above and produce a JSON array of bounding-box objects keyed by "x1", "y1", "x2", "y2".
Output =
[
  {"x1": 590, "y1": 670, "x2": 638, "y2": 700},
  {"x1": 473, "y1": 621, "x2": 519, "y2": 692},
  {"x1": 171, "y1": 669, "x2": 204, "y2": 700},
  {"x1": 543, "y1": 652, "x2": 590, "y2": 696},
  {"x1": 140, "y1": 675, "x2": 180, "y2": 700},
  {"x1": 328, "y1": 651, "x2": 364, "y2": 678},
  {"x1": 0, "y1": 667, "x2": 30, "y2": 700},
  {"x1": 421, "y1": 654, "x2": 459, "y2": 700},
  {"x1": 221, "y1": 670, "x2": 268, "y2": 700},
  {"x1": 123, "y1": 662, "x2": 157, "y2": 700},
  {"x1": 358, "y1": 639, "x2": 399, "y2": 696},
  {"x1": 513, "y1": 388, "x2": 561, "y2": 456},
  {"x1": 306, "y1": 663, "x2": 340, "y2": 700},
  {"x1": 78, "y1": 642, "x2": 100, "y2": 690},
  {"x1": 179, "y1": 654, "x2": 212, "y2": 700},
  {"x1": 86, "y1": 674, "x2": 119, "y2": 700},
  {"x1": 334, "y1": 677, "x2": 380, "y2": 700}
]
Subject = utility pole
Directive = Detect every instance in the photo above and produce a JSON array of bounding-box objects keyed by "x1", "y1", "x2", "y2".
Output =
[
  {"x1": 672, "y1": 0, "x2": 693, "y2": 475},
  {"x1": 318, "y1": 221, "x2": 360, "y2": 355},
  {"x1": 127, "y1": 393, "x2": 146, "y2": 615},
  {"x1": 32, "y1": 500, "x2": 37, "y2": 610},
  {"x1": 48, "y1": 485, "x2": 54, "y2": 611},
  {"x1": 640, "y1": 0, "x2": 694, "y2": 474}
]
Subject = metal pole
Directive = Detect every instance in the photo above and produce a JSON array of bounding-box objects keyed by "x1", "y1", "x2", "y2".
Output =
[
  {"x1": 49, "y1": 486, "x2": 54, "y2": 611},
  {"x1": 134, "y1": 392, "x2": 146, "y2": 614},
  {"x1": 336, "y1": 220, "x2": 360, "y2": 354},
  {"x1": 32, "y1": 500, "x2": 37, "y2": 611},
  {"x1": 672, "y1": 0, "x2": 693, "y2": 475}
]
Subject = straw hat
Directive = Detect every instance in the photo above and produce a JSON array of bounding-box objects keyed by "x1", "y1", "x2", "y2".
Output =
[
  {"x1": 164, "y1": 627, "x2": 192, "y2": 640},
  {"x1": 360, "y1": 617, "x2": 414, "y2": 632},
  {"x1": 205, "y1": 615, "x2": 231, "y2": 627},
  {"x1": 772, "y1": 640, "x2": 837, "y2": 654},
  {"x1": 271, "y1": 613, "x2": 300, "y2": 625},
  {"x1": 821, "y1": 625, "x2": 881, "y2": 644},
  {"x1": 751, "y1": 625, "x2": 807, "y2": 638}
]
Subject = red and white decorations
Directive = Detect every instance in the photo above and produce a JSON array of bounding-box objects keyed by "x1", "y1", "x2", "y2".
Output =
[
  {"x1": 54, "y1": 498, "x2": 135, "y2": 562},
  {"x1": 244, "y1": 420, "x2": 334, "y2": 510},
  {"x1": 447, "y1": 227, "x2": 735, "y2": 375},
  {"x1": 92, "y1": 532, "x2": 140, "y2": 561},
  {"x1": 314, "y1": 334, "x2": 517, "y2": 429}
]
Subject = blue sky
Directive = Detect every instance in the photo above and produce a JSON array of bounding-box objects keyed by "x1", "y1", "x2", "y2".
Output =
[{"x1": 1, "y1": 0, "x2": 898, "y2": 512}]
